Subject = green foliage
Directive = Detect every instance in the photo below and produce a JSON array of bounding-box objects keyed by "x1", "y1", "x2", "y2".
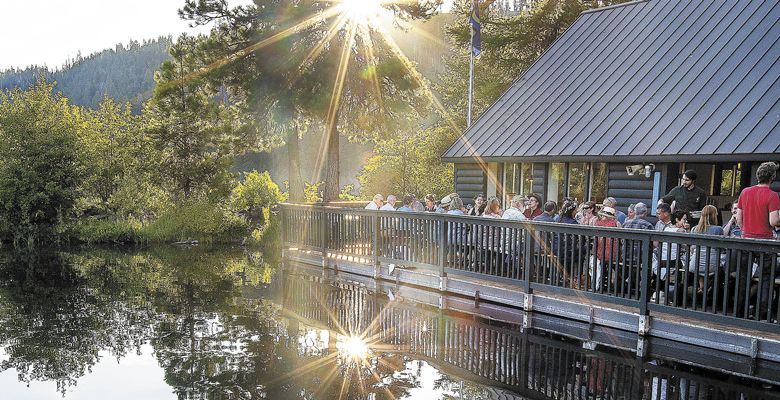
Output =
[
  {"x1": 69, "y1": 218, "x2": 142, "y2": 245},
  {"x1": 339, "y1": 184, "x2": 359, "y2": 201},
  {"x1": 304, "y1": 182, "x2": 323, "y2": 203},
  {"x1": 230, "y1": 171, "x2": 285, "y2": 221},
  {"x1": 78, "y1": 96, "x2": 161, "y2": 215},
  {"x1": 358, "y1": 125, "x2": 455, "y2": 200},
  {"x1": 140, "y1": 200, "x2": 248, "y2": 243},
  {"x1": 145, "y1": 35, "x2": 237, "y2": 201},
  {"x1": 0, "y1": 79, "x2": 83, "y2": 246}
]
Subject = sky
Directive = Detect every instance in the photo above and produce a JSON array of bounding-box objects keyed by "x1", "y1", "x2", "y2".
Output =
[
  {"x1": 0, "y1": 0, "x2": 454, "y2": 71},
  {"x1": 0, "y1": 0, "x2": 218, "y2": 70}
]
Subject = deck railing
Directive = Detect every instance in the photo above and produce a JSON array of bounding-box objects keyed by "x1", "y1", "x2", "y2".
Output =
[{"x1": 280, "y1": 203, "x2": 780, "y2": 333}]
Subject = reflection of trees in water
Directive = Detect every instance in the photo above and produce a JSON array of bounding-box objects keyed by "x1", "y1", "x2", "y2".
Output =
[
  {"x1": 0, "y1": 248, "x2": 773, "y2": 399},
  {"x1": 0, "y1": 251, "x2": 156, "y2": 395}
]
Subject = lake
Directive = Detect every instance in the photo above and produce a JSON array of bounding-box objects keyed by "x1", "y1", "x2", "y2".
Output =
[{"x1": 0, "y1": 246, "x2": 776, "y2": 399}]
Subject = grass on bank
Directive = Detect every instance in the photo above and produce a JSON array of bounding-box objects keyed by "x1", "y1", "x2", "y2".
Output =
[{"x1": 69, "y1": 200, "x2": 270, "y2": 245}]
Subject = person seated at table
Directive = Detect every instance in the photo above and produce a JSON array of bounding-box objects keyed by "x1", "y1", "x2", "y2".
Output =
[
  {"x1": 688, "y1": 205, "x2": 724, "y2": 295},
  {"x1": 523, "y1": 193, "x2": 543, "y2": 220},
  {"x1": 653, "y1": 209, "x2": 689, "y2": 305},
  {"x1": 482, "y1": 196, "x2": 502, "y2": 218},
  {"x1": 577, "y1": 201, "x2": 598, "y2": 226},
  {"x1": 366, "y1": 194, "x2": 384, "y2": 210},
  {"x1": 468, "y1": 194, "x2": 486, "y2": 216},
  {"x1": 502, "y1": 195, "x2": 527, "y2": 221}
]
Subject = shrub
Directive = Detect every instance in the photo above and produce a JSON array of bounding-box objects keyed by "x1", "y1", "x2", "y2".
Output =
[
  {"x1": 139, "y1": 199, "x2": 248, "y2": 243},
  {"x1": 229, "y1": 171, "x2": 284, "y2": 222}
]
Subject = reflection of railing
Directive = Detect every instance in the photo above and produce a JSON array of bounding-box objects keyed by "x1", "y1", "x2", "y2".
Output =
[
  {"x1": 281, "y1": 204, "x2": 780, "y2": 335},
  {"x1": 278, "y1": 273, "x2": 780, "y2": 399}
]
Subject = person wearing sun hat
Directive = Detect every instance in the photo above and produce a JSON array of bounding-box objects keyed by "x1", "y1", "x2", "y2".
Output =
[{"x1": 590, "y1": 205, "x2": 621, "y2": 289}]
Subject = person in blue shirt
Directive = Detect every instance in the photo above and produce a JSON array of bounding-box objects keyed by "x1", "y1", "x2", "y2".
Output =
[{"x1": 533, "y1": 201, "x2": 558, "y2": 222}]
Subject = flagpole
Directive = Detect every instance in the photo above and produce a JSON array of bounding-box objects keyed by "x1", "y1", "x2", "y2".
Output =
[{"x1": 467, "y1": 25, "x2": 475, "y2": 128}]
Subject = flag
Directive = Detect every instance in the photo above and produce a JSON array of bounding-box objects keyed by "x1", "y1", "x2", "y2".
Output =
[{"x1": 469, "y1": 0, "x2": 481, "y2": 56}]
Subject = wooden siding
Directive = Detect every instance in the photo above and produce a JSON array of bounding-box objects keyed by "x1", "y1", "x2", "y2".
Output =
[
  {"x1": 455, "y1": 163, "x2": 486, "y2": 205},
  {"x1": 532, "y1": 163, "x2": 547, "y2": 196},
  {"x1": 606, "y1": 163, "x2": 655, "y2": 209}
]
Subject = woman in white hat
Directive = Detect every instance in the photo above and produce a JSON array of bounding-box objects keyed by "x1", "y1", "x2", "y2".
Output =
[{"x1": 591, "y1": 206, "x2": 621, "y2": 289}]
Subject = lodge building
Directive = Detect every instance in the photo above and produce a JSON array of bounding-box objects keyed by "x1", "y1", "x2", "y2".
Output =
[{"x1": 443, "y1": 0, "x2": 780, "y2": 221}]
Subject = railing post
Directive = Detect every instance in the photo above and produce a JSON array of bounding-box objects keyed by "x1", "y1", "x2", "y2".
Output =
[
  {"x1": 523, "y1": 225, "x2": 534, "y2": 310},
  {"x1": 280, "y1": 205, "x2": 287, "y2": 255},
  {"x1": 320, "y1": 208, "x2": 328, "y2": 268},
  {"x1": 372, "y1": 212, "x2": 380, "y2": 270},
  {"x1": 438, "y1": 218, "x2": 448, "y2": 291},
  {"x1": 638, "y1": 234, "x2": 652, "y2": 336}
]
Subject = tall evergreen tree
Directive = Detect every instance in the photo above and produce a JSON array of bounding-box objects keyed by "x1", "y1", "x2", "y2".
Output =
[
  {"x1": 178, "y1": 0, "x2": 441, "y2": 201},
  {"x1": 145, "y1": 35, "x2": 237, "y2": 201}
]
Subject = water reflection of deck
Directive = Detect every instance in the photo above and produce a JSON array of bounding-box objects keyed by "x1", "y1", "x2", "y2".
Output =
[
  {"x1": 275, "y1": 265, "x2": 780, "y2": 399},
  {"x1": 281, "y1": 204, "x2": 780, "y2": 363}
]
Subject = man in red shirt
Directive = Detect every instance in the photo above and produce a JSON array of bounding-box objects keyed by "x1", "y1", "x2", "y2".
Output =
[{"x1": 735, "y1": 162, "x2": 780, "y2": 320}]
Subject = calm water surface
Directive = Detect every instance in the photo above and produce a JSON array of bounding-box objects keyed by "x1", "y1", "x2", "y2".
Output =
[{"x1": 0, "y1": 246, "x2": 776, "y2": 399}]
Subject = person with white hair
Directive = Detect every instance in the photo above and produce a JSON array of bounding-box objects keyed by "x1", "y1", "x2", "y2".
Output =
[
  {"x1": 381, "y1": 195, "x2": 397, "y2": 211},
  {"x1": 365, "y1": 194, "x2": 384, "y2": 210},
  {"x1": 501, "y1": 195, "x2": 526, "y2": 221},
  {"x1": 603, "y1": 197, "x2": 627, "y2": 225}
]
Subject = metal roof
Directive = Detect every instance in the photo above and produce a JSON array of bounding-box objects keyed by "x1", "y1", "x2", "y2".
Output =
[{"x1": 443, "y1": 0, "x2": 780, "y2": 163}]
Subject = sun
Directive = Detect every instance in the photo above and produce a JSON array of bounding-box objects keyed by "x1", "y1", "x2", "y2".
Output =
[{"x1": 337, "y1": 0, "x2": 385, "y2": 24}]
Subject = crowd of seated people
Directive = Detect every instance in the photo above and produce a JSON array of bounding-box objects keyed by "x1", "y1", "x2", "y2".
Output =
[{"x1": 363, "y1": 163, "x2": 780, "y2": 318}]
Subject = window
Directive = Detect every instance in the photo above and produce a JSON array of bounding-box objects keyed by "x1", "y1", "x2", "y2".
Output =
[
  {"x1": 502, "y1": 163, "x2": 517, "y2": 207},
  {"x1": 548, "y1": 163, "x2": 566, "y2": 204},
  {"x1": 567, "y1": 163, "x2": 589, "y2": 202},
  {"x1": 590, "y1": 163, "x2": 608, "y2": 204},
  {"x1": 521, "y1": 163, "x2": 534, "y2": 195}
]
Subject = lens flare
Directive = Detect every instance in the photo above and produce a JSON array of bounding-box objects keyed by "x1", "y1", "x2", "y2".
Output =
[
  {"x1": 339, "y1": 335, "x2": 369, "y2": 360},
  {"x1": 338, "y1": 0, "x2": 384, "y2": 24}
]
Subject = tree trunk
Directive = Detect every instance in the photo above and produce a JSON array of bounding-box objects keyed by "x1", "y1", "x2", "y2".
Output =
[
  {"x1": 287, "y1": 127, "x2": 304, "y2": 202},
  {"x1": 323, "y1": 121, "x2": 340, "y2": 202}
]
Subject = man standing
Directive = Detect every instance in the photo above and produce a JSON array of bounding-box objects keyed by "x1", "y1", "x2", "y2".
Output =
[
  {"x1": 665, "y1": 169, "x2": 707, "y2": 214},
  {"x1": 735, "y1": 162, "x2": 780, "y2": 320},
  {"x1": 366, "y1": 194, "x2": 384, "y2": 210}
]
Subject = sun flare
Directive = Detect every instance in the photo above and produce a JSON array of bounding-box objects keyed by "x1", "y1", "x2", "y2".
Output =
[
  {"x1": 338, "y1": 0, "x2": 385, "y2": 24},
  {"x1": 339, "y1": 335, "x2": 370, "y2": 360}
]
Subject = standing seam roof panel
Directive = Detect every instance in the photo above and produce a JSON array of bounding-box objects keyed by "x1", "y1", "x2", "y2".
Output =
[
  {"x1": 678, "y1": 18, "x2": 780, "y2": 155},
  {"x1": 634, "y1": 0, "x2": 778, "y2": 156},
  {"x1": 559, "y1": 0, "x2": 696, "y2": 157},
  {"x1": 458, "y1": 11, "x2": 604, "y2": 158},
  {"x1": 541, "y1": 2, "x2": 670, "y2": 156},
  {"x1": 443, "y1": 0, "x2": 780, "y2": 160},
  {"x1": 603, "y1": 0, "x2": 747, "y2": 156},
  {"x1": 494, "y1": 9, "x2": 623, "y2": 157}
]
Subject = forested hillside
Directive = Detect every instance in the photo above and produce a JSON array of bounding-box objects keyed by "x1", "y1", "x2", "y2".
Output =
[{"x1": 0, "y1": 37, "x2": 172, "y2": 111}]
